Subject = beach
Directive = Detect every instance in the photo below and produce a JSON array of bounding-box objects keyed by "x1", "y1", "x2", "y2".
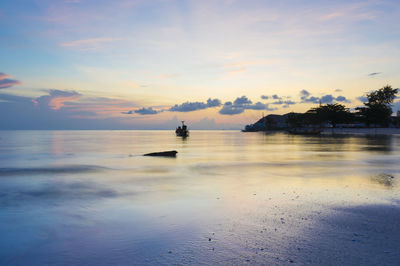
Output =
[{"x1": 0, "y1": 130, "x2": 399, "y2": 265}]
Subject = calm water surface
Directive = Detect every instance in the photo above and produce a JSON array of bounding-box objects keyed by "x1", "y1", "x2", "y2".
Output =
[{"x1": 0, "y1": 130, "x2": 400, "y2": 265}]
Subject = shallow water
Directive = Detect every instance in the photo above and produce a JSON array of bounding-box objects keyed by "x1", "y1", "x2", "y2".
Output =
[{"x1": 0, "y1": 130, "x2": 400, "y2": 265}]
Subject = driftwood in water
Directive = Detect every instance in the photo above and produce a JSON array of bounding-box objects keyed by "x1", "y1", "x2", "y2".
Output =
[{"x1": 143, "y1": 150, "x2": 178, "y2": 157}]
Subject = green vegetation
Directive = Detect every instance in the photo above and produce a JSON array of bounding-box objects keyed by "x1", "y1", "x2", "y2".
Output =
[
  {"x1": 356, "y1": 85, "x2": 398, "y2": 127},
  {"x1": 245, "y1": 85, "x2": 398, "y2": 132},
  {"x1": 308, "y1": 103, "x2": 353, "y2": 128},
  {"x1": 287, "y1": 85, "x2": 398, "y2": 129},
  {"x1": 287, "y1": 103, "x2": 353, "y2": 128}
]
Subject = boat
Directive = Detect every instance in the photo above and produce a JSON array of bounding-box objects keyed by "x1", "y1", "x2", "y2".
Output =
[
  {"x1": 287, "y1": 128, "x2": 322, "y2": 135},
  {"x1": 176, "y1": 121, "x2": 189, "y2": 137}
]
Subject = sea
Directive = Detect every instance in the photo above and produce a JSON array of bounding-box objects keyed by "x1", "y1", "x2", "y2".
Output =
[{"x1": 1, "y1": 130, "x2": 400, "y2": 265}]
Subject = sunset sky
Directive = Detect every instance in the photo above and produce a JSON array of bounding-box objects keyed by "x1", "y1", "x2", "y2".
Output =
[{"x1": 0, "y1": 0, "x2": 399, "y2": 129}]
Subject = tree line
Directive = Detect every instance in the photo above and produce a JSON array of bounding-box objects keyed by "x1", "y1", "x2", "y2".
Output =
[{"x1": 286, "y1": 85, "x2": 399, "y2": 128}]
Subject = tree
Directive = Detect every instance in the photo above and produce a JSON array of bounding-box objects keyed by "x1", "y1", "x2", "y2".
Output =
[
  {"x1": 286, "y1": 111, "x2": 322, "y2": 128},
  {"x1": 286, "y1": 112, "x2": 303, "y2": 128},
  {"x1": 307, "y1": 103, "x2": 353, "y2": 128},
  {"x1": 356, "y1": 85, "x2": 398, "y2": 127}
]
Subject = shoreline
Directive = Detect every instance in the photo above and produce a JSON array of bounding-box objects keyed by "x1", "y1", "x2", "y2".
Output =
[{"x1": 321, "y1": 128, "x2": 400, "y2": 135}]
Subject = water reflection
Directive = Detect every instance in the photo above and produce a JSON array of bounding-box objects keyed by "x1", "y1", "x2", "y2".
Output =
[
  {"x1": 0, "y1": 131, "x2": 399, "y2": 265},
  {"x1": 363, "y1": 135, "x2": 394, "y2": 152}
]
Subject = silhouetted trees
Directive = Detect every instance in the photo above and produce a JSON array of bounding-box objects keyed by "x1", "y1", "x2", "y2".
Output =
[
  {"x1": 307, "y1": 103, "x2": 353, "y2": 128},
  {"x1": 286, "y1": 113, "x2": 304, "y2": 128},
  {"x1": 356, "y1": 85, "x2": 398, "y2": 127},
  {"x1": 250, "y1": 85, "x2": 398, "y2": 132},
  {"x1": 287, "y1": 104, "x2": 353, "y2": 128}
]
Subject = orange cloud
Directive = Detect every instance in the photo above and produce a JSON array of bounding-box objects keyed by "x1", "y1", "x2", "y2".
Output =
[
  {"x1": 35, "y1": 90, "x2": 81, "y2": 110},
  {"x1": 0, "y1": 73, "x2": 11, "y2": 80},
  {"x1": 0, "y1": 72, "x2": 22, "y2": 89},
  {"x1": 49, "y1": 94, "x2": 81, "y2": 110}
]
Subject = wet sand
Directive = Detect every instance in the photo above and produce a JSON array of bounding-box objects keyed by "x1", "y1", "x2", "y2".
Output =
[{"x1": 283, "y1": 203, "x2": 400, "y2": 265}]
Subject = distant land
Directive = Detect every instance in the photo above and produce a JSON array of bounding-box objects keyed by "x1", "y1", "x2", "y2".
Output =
[{"x1": 243, "y1": 85, "x2": 400, "y2": 134}]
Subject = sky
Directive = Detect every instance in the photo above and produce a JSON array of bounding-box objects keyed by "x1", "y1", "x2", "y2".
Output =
[{"x1": 0, "y1": 0, "x2": 399, "y2": 129}]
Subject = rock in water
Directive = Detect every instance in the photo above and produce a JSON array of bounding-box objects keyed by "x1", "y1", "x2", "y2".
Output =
[{"x1": 143, "y1": 150, "x2": 178, "y2": 157}]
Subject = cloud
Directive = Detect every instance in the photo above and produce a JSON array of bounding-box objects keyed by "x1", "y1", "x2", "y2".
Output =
[
  {"x1": 0, "y1": 92, "x2": 248, "y2": 129},
  {"x1": 272, "y1": 94, "x2": 281, "y2": 100},
  {"x1": 271, "y1": 100, "x2": 296, "y2": 105},
  {"x1": 262, "y1": 94, "x2": 295, "y2": 105},
  {"x1": 27, "y1": 90, "x2": 139, "y2": 118},
  {"x1": 335, "y1": 89, "x2": 343, "y2": 92},
  {"x1": 357, "y1": 96, "x2": 368, "y2": 103},
  {"x1": 0, "y1": 73, "x2": 10, "y2": 79},
  {"x1": 262, "y1": 94, "x2": 291, "y2": 101},
  {"x1": 169, "y1": 98, "x2": 221, "y2": 112},
  {"x1": 206, "y1": 98, "x2": 221, "y2": 107},
  {"x1": 219, "y1": 96, "x2": 276, "y2": 115},
  {"x1": 233, "y1": 96, "x2": 252, "y2": 106},
  {"x1": 67, "y1": 96, "x2": 139, "y2": 117},
  {"x1": 246, "y1": 102, "x2": 273, "y2": 110},
  {"x1": 0, "y1": 89, "x2": 151, "y2": 129},
  {"x1": 320, "y1": 94, "x2": 334, "y2": 104},
  {"x1": 335, "y1": 96, "x2": 350, "y2": 103},
  {"x1": 368, "y1": 72, "x2": 381, "y2": 76},
  {"x1": 300, "y1": 90, "x2": 350, "y2": 104},
  {"x1": 0, "y1": 72, "x2": 22, "y2": 89},
  {"x1": 302, "y1": 96, "x2": 320, "y2": 103},
  {"x1": 36, "y1": 90, "x2": 81, "y2": 110},
  {"x1": 134, "y1": 107, "x2": 160, "y2": 115},
  {"x1": 0, "y1": 92, "x2": 127, "y2": 129},
  {"x1": 300, "y1": 90, "x2": 311, "y2": 100},
  {"x1": 121, "y1": 110, "x2": 133, "y2": 114},
  {"x1": 219, "y1": 102, "x2": 244, "y2": 115}
]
